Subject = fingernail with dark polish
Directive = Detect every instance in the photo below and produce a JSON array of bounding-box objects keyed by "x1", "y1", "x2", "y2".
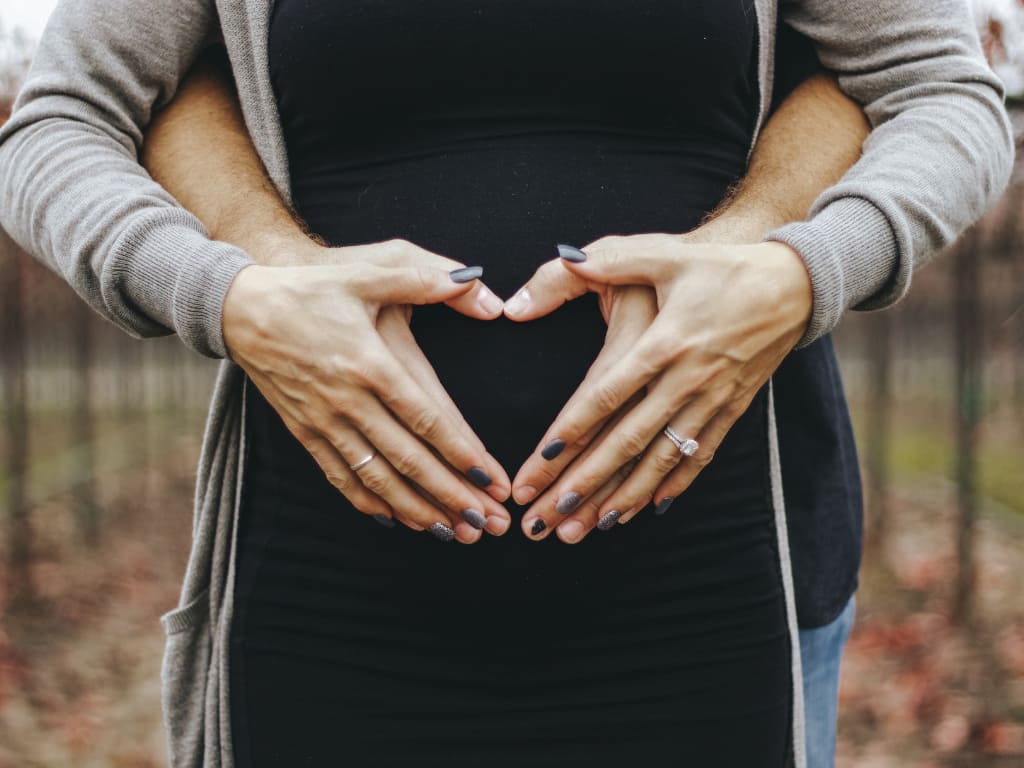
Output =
[
  {"x1": 373, "y1": 513, "x2": 396, "y2": 528},
  {"x1": 556, "y1": 491, "x2": 582, "y2": 515},
  {"x1": 654, "y1": 496, "x2": 675, "y2": 516},
  {"x1": 449, "y1": 265, "x2": 484, "y2": 283},
  {"x1": 541, "y1": 439, "x2": 565, "y2": 460},
  {"x1": 530, "y1": 518, "x2": 547, "y2": 536},
  {"x1": 467, "y1": 466, "x2": 492, "y2": 488},
  {"x1": 428, "y1": 522, "x2": 456, "y2": 542},
  {"x1": 462, "y1": 509, "x2": 487, "y2": 530},
  {"x1": 556, "y1": 244, "x2": 588, "y2": 263},
  {"x1": 597, "y1": 510, "x2": 622, "y2": 530}
]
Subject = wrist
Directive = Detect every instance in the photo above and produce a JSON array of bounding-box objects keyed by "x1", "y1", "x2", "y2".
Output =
[
  {"x1": 221, "y1": 263, "x2": 268, "y2": 363},
  {"x1": 687, "y1": 205, "x2": 787, "y2": 246},
  {"x1": 235, "y1": 228, "x2": 325, "y2": 267},
  {"x1": 753, "y1": 241, "x2": 814, "y2": 339}
]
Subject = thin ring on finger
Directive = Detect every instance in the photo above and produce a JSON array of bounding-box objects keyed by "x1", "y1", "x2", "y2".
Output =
[{"x1": 349, "y1": 451, "x2": 378, "y2": 471}]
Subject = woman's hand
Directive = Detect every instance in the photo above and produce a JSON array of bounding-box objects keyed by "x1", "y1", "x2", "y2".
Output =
[
  {"x1": 504, "y1": 234, "x2": 813, "y2": 543},
  {"x1": 222, "y1": 237, "x2": 512, "y2": 543}
]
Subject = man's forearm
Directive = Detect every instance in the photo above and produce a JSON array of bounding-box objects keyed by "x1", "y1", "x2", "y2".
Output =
[
  {"x1": 142, "y1": 50, "x2": 869, "y2": 259},
  {"x1": 141, "y1": 47, "x2": 314, "y2": 264},
  {"x1": 699, "y1": 71, "x2": 869, "y2": 243}
]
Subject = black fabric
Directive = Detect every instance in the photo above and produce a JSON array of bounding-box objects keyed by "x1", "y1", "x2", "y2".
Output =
[
  {"x1": 775, "y1": 335, "x2": 864, "y2": 627},
  {"x1": 227, "y1": 1, "x2": 861, "y2": 764},
  {"x1": 772, "y1": 21, "x2": 823, "y2": 112}
]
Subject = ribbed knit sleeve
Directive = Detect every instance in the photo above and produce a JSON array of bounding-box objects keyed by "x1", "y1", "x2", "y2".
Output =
[
  {"x1": 0, "y1": 0, "x2": 255, "y2": 359},
  {"x1": 768, "y1": 0, "x2": 1015, "y2": 350}
]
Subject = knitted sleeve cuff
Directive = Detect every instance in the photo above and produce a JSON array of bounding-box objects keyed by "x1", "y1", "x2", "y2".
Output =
[
  {"x1": 764, "y1": 196, "x2": 902, "y2": 350},
  {"x1": 113, "y1": 209, "x2": 256, "y2": 359}
]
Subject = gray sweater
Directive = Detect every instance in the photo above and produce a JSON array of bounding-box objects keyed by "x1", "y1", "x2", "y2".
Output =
[{"x1": 0, "y1": 1, "x2": 1013, "y2": 766}]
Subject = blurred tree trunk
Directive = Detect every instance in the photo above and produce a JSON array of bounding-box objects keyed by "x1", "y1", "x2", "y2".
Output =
[
  {"x1": 864, "y1": 309, "x2": 892, "y2": 553},
  {"x1": 953, "y1": 230, "x2": 982, "y2": 625},
  {"x1": 71, "y1": 297, "x2": 98, "y2": 545},
  {"x1": 1, "y1": 229, "x2": 31, "y2": 606}
]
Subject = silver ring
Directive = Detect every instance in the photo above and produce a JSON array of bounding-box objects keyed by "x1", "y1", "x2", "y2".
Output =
[
  {"x1": 349, "y1": 451, "x2": 377, "y2": 471},
  {"x1": 663, "y1": 426, "x2": 699, "y2": 457}
]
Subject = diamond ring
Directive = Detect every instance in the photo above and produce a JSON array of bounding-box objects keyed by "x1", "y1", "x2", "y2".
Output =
[{"x1": 663, "y1": 426, "x2": 699, "y2": 457}]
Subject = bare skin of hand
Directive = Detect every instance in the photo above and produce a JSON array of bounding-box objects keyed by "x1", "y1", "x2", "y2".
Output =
[
  {"x1": 222, "y1": 237, "x2": 514, "y2": 543},
  {"x1": 504, "y1": 233, "x2": 813, "y2": 544}
]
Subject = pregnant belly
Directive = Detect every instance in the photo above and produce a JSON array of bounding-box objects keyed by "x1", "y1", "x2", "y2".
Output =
[
  {"x1": 291, "y1": 137, "x2": 733, "y2": 468},
  {"x1": 408, "y1": 297, "x2": 605, "y2": 473}
]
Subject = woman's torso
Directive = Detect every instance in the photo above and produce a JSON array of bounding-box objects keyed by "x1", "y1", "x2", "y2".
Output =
[
  {"x1": 230, "y1": 3, "x2": 793, "y2": 765},
  {"x1": 269, "y1": 0, "x2": 758, "y2": 465}
]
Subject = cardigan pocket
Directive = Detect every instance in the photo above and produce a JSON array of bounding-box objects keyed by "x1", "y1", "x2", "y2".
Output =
[{"x1": 160, "y1": 587, "x2": 212, "y2": 768}]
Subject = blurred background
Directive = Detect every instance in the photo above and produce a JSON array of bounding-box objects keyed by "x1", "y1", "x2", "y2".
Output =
[{"x1": 1, "y1": 2, "x2": 1023, "y2": 767}]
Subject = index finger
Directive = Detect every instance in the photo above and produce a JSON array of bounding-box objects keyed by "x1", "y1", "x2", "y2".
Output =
[
  {"x1": 362, "y1": 337, "x2": 501, "y2": 493},
  {"x1": 378, "y1": 306, "x2": 511, "y2": 503},
  {"x1": 521, "y1": 315, "x2": 677, "y2": 490}
]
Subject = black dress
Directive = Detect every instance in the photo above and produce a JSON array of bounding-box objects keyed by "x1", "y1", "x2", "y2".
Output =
[{"x1": 229, "y1": 2, "x2": 799, "y2": 765}]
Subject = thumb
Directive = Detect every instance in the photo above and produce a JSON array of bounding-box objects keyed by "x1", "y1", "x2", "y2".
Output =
[
  {"x1": 350, "y1": 263, "x2": 481, "y2": 306},
  {"x1": 555, "y1": 241, "x2": 669, "y2": 286},
  {"x1": 503, "y1": 255, "x2": 596, "y2": 322},
  {"x1": 355, "y1": 239, "x2": 503, "y2": 320}
]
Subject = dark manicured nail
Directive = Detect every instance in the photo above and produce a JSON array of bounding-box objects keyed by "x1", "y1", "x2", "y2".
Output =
[
  {"x1": 530, "y1": 518, "x2": 547, "y2": 536},
  {"x1": 556, "y1": 491, "x2": 582, "y2": 515},
  {"x1": 449, "y1": 265, "x2": 484, "y2": 283},
  {"x1": 462, "y1": 509, "x2": 487, "y2": 530},
  {"x1": 541, "y1": 439, "x2": 565, "y2": 461},
  {"x1": 597, "y1": 510, "x2": 622, "y2": 530},
  {"x1": 467, "y1": 466, "x2": 492, "y2": 488},
  {"x1": 373, "y1": 513, "x2": 396, "y2": 528},
  {"x1": 556, "y1": 244, "x2": 588, "y2": 263},
  {"x1": 428, "y1": 522, "x2": 456, "y2": 541},
  {"x1": 654, "y1": 496, "x2": 675, "y2": 516}
]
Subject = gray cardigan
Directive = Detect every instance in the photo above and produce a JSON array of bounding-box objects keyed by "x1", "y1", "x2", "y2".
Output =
[{"x1": 0, "y1": 1, "x2": 1013, "y2": 766}]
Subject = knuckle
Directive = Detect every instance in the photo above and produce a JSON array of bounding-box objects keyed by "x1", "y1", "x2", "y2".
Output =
[
  {"x1": 723, "y1": 400, "x2": 748, "y2": 423},
  {"x1": 410, "y1": 406, "x2": 442, "y2": 442},
  {"x1": 350, "y1": 353, "x2": 384, "y2": 389},
  {"x1": 322, "y1": 387, "x2": 355, "y2": 417},
  {"x1": 289, "y1": 422, "x2": 316, "y2": 443},
  {"x1": 359, "y1": 467, "x2": 391, "y2": 496},
  {"x1": 531, "y1": 461, "x2": 562, "y2": 489},
  {"x1": 578, "y1": 495, "x2": 602, "y2": 517},
  {"x1": 593, "y1": 381, "x2": 623, "y2": 414},
  {"x1": 652, "y1": 450, "x2": 681, "y2": 475},
  {"x1": 539, "y1": 259, "x2": 571, "y2": 288},
  {"x1": 345, "y1": 490, "x2": 378, "y2": 516},
  {"x1": 323, "y1": 468, "x2": 354, "y2": 493},
  {"x1": 643, "y1": 336, "x2": 678, "y2": 371},
  {"x1": 322, "y1": 427, "x2": 349, "y2": 450},
  {"x1": 413, "y1": 265, "x2": 438, "y2": 294},
  {"x1": 691, "y1": 448, "x2": 715, "y2": 469},
  {"x1": 386, "y1": 237, "x2": 412, "y2": 254},
  {"x1": 391, "y1": 449, "x2": 422, "y2": 479},
  {"x1": 614, "y1": 430, "x2": 650, "y2": 461},
  {"x1": 436, "y1": 488, "x2": 467, "y2": 515}
]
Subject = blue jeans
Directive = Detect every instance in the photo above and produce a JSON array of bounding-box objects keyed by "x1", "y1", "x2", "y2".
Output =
[{"x1": 799, "y1": 594, "x2": 856, "y2": 768}]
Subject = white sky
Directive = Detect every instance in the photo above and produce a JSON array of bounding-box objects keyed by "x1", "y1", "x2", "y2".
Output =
[{"x1": 0, "y1": 0, "x2": 58, "y2": 39}]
